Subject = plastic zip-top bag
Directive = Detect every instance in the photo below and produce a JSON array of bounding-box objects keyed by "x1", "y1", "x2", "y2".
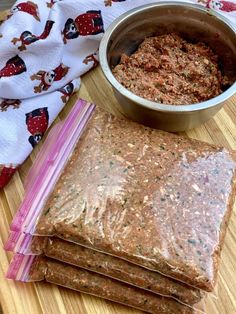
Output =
[
  {"x1": 5, "y1": 233, "x2": 204, "y2": 306},
  {"x1": 8, "y1": 106, "x2": 236, "y2": 292},
  {"x1": 10, "y1": 97, "x2": 95, "y2": 228},
  {"x1": 7, "y1": 254, "x2": 205, "y2": 314}
]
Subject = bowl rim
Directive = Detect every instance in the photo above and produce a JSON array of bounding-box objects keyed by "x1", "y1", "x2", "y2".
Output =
[{"x1": 99, "y1": 1, "x2": 236, "y2": 113}]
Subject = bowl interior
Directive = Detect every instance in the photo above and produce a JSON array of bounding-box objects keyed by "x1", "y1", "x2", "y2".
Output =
[{"x1": 107, "y1": 3, "x2": 236, "y2": 85}]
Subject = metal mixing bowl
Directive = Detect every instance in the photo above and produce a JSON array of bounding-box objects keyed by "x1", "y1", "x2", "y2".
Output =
[{"x1": 99, "y1": 2, "x2": 236, "y2": 132}]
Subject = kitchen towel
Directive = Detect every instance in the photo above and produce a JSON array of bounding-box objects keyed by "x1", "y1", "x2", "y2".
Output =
[{"x1": 0, "y1": 0, "x2": 235, "y2": 188}]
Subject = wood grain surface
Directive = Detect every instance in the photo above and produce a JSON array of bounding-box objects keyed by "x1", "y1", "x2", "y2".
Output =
[
  {"x1": 0, "y1": 10, "x2": 236, "y2": 314},
  {"x1": 0, "y1": 2, "x2": 14, "y2": 11}
]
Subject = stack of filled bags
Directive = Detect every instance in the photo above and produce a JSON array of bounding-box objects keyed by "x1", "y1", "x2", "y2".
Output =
[{"x1": 5, "y1": 100, "x2": 236, "y2": 313}]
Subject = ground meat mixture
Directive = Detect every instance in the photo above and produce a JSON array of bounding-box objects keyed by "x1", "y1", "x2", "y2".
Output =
[
  {"x1": 29, "y1": 257, "x2": 197, "y2": 313},
  {"x1": 112, "y1": 33, "x2": 228, "y2": 105},
  {"x1": 35, "y1": 108, "x2": 236, "y2": 291},
  {"x1": 30, "y1": 237, "x2": 203, "y2": 305}
]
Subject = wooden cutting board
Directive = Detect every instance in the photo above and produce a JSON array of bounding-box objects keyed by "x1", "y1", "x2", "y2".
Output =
[
  {"x1": 0, "y1": 10, "x2": 236, "y2": 314},
  {"x1": 0, "y1": 1, "x2": 14, "y2": 10}
]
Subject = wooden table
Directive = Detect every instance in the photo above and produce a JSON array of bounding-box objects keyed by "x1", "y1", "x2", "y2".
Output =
[{"x1": 0, "y1": 10, "x2": 236, "y2": 314}]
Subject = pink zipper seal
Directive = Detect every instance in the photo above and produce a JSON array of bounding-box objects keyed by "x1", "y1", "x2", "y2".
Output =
[
  {"x1": 6, "y1": 254, "x2": 35, "y2": 281},
  {"x1": 5, "y1": 232, "x2": 34, "y2": 255}
]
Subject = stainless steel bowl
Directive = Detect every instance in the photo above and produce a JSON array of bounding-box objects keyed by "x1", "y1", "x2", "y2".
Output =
[{"x1": 99, "y1": 2, "x2": 236, "y2": 132}]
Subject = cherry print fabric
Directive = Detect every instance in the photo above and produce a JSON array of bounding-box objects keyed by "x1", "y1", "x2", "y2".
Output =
[{"x1": 0, "y1": 0, "x2": 235, "y2": 188}]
